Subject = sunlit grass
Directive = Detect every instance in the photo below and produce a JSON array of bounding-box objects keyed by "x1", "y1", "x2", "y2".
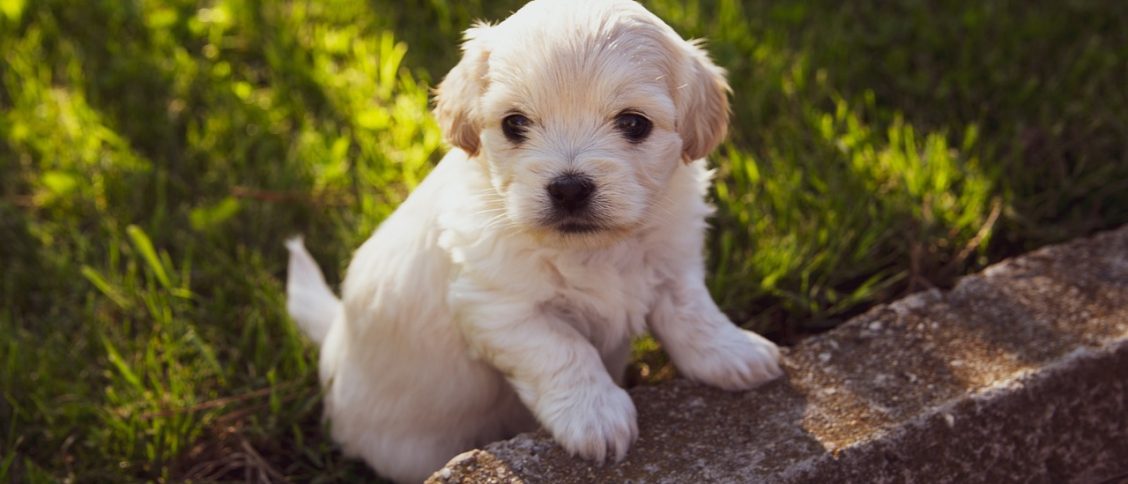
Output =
[{"x1": 2, "y1": 0, "x2": 1125, "y2": 480}]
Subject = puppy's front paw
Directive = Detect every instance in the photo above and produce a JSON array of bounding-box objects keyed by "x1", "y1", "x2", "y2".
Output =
[
  {"x1": 541, "y1": 383, "x2": 638, "y2": 464},
  {"x1": 678, "y1": 329, "x2": 783, "y2": 391}
]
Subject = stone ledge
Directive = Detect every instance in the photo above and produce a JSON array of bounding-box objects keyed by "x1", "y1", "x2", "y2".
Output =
[{"x1": 429, "y1": 226, "x2": 1128, "y2": 483}]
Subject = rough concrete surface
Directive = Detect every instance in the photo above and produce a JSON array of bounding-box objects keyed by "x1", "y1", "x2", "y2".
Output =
[{"x1": 428, "y1": 226, "x2": 1128, "y2": 484}]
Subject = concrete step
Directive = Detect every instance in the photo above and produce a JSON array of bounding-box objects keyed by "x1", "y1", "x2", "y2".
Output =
[{"x1": 429, "y1": 225, "x2": 1128, "y2": 483}]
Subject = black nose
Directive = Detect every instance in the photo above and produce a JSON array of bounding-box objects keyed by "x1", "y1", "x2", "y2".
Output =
[{"x1": 546, "y1": 174, "x2": 595, "y2": 212}]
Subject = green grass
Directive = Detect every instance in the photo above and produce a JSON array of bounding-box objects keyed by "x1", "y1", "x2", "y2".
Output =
[{"x1": 2, "y1": 0, "x2": 1125, "y2": 481}]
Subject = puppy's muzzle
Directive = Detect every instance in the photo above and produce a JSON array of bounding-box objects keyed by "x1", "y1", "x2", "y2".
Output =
[
  {"x1": 547, "y1": 173, "x2": 595, "y2": 213},
  {"x1": 545, "y1": 173, "x2": 601, "y2": 233}
]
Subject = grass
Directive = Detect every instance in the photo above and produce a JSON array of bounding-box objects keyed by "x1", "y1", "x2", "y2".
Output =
[{"x1": 1, "y1": 0, "x2": 1125, "y2": 481}]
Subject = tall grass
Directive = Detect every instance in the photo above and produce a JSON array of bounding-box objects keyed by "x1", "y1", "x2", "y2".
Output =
[{"x1": 2, "y1": 0, "x2": 1125, "y2": 480}]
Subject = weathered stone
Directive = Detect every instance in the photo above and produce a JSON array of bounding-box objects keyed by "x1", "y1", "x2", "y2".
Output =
[
  {"x1": 428, "y1": 226, "x2": 1128, "y2": 483},
  {"x1": 428, "y1": 450, "x2": 523, "y2": 484}
]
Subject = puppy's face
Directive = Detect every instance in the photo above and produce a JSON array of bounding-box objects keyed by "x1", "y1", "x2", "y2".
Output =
[{"x1": 435, "y1": 0, "x2": 729, "y2": 246}]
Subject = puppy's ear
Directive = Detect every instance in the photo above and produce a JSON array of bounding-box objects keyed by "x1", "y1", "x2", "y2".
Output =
[
  {"x1": 434, "y1": 23, "x2": 492, "y2": 156},
  {"x1": 674, "y1": 41, "x2": 731, "y2": 162}
]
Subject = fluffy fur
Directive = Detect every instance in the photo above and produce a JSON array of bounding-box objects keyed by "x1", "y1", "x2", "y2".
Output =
[{"x1": 286, "y1": 1, "x2": 782, "y2": 481}]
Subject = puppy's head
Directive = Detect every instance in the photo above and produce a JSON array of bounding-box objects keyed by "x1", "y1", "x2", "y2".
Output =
[{"x1": 434, "y1": 0, "x2": 729, "y2": 245}]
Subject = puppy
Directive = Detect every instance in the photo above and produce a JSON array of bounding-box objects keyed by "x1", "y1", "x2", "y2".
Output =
[{"x1": 286, "y1": 0, "x2": 782, "y2": 481}]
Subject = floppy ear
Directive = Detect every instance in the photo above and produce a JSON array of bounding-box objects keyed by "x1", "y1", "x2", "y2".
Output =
[
  {"x1": 433, "y1": 23, "x2": 492, "y2": 156},
  {"x1": 674, "y1": 41, "x2": 731, "y2": 162}
]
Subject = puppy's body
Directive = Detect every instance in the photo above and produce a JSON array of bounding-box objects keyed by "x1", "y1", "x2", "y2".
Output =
[
  {"x1": 307, "y1": 154, "x2": 535, "y2": 480},
  {"x1": 295, "y1": 151, "x2": 709, "y2": 480},
  {"x1": 288, "y1": 1, "x2": 782, "y2": 482}
]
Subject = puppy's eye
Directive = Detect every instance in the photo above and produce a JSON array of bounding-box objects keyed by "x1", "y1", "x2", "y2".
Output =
[
  {"x1": 614, "y1": 112, "x2": 652, "y2": 143},
  {"x1": 502, "y1": 114, "x2": 531, "y2": 143}
]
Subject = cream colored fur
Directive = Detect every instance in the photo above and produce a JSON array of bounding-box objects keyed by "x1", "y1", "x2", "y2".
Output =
[{"x1": 286, "y1": 1, "x2": 782, "y2": 482}]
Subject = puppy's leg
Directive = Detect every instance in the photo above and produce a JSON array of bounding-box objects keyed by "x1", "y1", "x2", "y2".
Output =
[
  {"x1": 649, "y1": 277, "x2": 782, "y2": 391},
  {"x1": 455, "y1": 291, "x2": 638, "y2": 463},
  {"x1": 602, "y1": 339, "x2": 632, "y2": 387}
]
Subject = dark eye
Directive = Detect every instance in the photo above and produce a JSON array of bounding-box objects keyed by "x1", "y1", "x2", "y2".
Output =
[
  {"x1": 614, "y1": 112, "x2": 652, "y2": 143},
  {"x1": 502, "y1": 114, "x2": 531, "y2": 143}
]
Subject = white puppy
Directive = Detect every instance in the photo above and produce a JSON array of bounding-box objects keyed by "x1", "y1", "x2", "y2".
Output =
[{"x1": 286, "y1": 0, "x2": 782, "y2": 481}]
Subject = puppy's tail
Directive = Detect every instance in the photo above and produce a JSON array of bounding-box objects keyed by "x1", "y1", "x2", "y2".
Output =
[{"x1": 285, "y1": 236, "x2": 341, "y2": 346}]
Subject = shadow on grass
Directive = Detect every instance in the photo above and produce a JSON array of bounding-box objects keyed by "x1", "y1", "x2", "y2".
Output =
[
  {"x1": 645, "y1": 0, "x2": 1127, "y2": 332},
  {"x1": 0, "y1": 1, "x2": 368, "y2": 480}
]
